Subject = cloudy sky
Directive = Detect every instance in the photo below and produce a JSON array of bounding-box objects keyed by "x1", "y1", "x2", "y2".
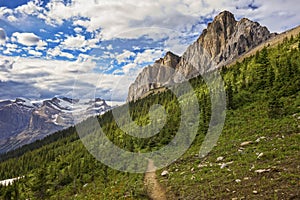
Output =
[{"x1": 0, "y1": 0, "x2": 299, "y2": 102}]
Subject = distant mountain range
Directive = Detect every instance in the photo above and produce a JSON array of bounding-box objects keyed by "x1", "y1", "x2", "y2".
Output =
[{"x1": 0, "y1": 97, "x2": 111, "y2": 153}]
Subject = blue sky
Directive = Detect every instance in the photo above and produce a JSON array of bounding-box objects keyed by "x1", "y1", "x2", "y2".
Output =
[{"x1": 0, "y1": 0, "x2": 299, "y2": 102}]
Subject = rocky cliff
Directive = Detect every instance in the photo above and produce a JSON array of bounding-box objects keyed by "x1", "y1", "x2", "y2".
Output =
[
  {"x1": 127, "y1": 52, "x2": 180, "y2": 102},
  {"x1": 127, "y1": 11, "x2": 274, "y2": 102}
]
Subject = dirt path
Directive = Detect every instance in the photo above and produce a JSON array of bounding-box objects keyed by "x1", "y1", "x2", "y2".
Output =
[{"x1": 144, "y1": 160, "x2": 167, "y2": 200}]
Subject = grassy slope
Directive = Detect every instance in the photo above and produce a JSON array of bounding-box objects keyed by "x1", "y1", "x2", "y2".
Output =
[{"x1": 158, "y1": 96, "x2": 300, "y2": 199}]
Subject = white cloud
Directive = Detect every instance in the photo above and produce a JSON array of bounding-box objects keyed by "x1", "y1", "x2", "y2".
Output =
[
  {"x1": 28, "y1": 49, "x2": 43, "y2": 57},
  {"x1": 7, "y1": 15, "x2": 18, "y2": 22},
  {"x1": 0, "y1": 54, "x2": 134, "y2": 101},
  {"x1": 2, "y1": 43, "x2": 19, "y2": 55},
  {"x1": 115, "y1": 50, "x2": 136, "y2": 64},
  {"x1": 47, "y1": 47, "x2": 61, "y2": 57},
  {"x1": 134, "y1": 49, "x2": 164, "y2": 64},
  {"x1": 60, "y1": 52, "x2": 75, "y2": 59},
  {"x1": 60, "y1": 34, "x2": 99, "y2": 51},
  {"x1": 0, "y1": 7, "x2": 13, "y2": 18},
  {"x1": 74, "y1": 27, "x2": 83, "y2": 33},
  {"x1": 6, "y1": 43, "x2": 18, "y2": 49},
  {"x1": 61, "y1": 35, "x2": 87, "y2": 49},
  {"x1": 106, "y1": 44, "x2": 113, "y2": 50},
  {"x1": 15, "y1": 1, "x2": 43, "y2": 15},
  {"x1": 47, "y1": 46, "x2": 74, "y2": 59},
  {"x1": 73, "y1": 19, "x2": 90, "y2": 28},
  {"x1": 12, "y1": 32, "x2": 42, "y2": 46},
  {"x1": 122, "y1": 63, "x2": 138, "y2": 75}
]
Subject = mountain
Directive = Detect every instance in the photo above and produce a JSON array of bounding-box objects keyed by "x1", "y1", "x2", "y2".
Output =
[
  {"x1": 127, "y1": 11, "x2": 275, "y2": 102},
  {"x1": 0, "y1": 97, "x2": 111, "y2": 153},
  {"x1": 0, "y1": 30, "x2": 299, "y2": 199}
]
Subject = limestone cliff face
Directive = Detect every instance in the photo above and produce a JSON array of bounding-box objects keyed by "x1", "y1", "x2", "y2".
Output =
[
  {"x1": 197, "y1": 11, "x2": 272, "y2": 66},
  {"x1": 127, "y1": 52, "x2": 180, "y2": 102},
  {"x1": 127, "y1": 11, "x2": 274, "y2": 102}
]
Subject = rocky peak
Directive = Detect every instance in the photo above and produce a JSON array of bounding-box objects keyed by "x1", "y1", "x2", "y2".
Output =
[
  {"x1": 196, "y1": 11, "x2": 272, "y2": 66},
  {"x1": 155, "y1": 51, "x2": 180, "y2": 68},
  {"x1": 127, "y1": 11, "x2": 274, "y2": 102}
]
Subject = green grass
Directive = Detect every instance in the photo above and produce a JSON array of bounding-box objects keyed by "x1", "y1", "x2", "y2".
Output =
[{"x1": 157, "y1": 97, "x2": 300, "y2": 199}]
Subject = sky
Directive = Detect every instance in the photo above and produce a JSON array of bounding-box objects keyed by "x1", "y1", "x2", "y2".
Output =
[{"x1": 0, "y1": 0, "x2": 299, "y2": 102}]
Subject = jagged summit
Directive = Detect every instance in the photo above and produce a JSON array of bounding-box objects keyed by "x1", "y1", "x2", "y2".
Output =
[
  {"x1": 127, "y1": 11, "x2": 274, "y2": 102},
  {"x1": 196, "y1": 11, "x2": 271, "y2": 65},
  {"x1": 154, "y1": 51, "x2": 180, "y2": 68}
]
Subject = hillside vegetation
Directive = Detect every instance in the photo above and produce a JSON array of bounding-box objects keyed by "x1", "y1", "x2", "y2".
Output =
[{"x1": 0, "y1": 33, "x2": 299, "y2": 199}]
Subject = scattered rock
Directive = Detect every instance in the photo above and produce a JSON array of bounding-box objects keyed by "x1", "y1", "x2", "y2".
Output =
[
  {"x1": 191, "y1": 175, "x2": 196, "y2": 180},
  {"x1": 198, "y1": 164, "x2": 208, "y2": 168},
  {"x1": 257, "y1": 152, "x2": 264, "y2": 159},
  {"x1": 83, "y1": 183, "x2": 88, "y2": 188},
  {"x1": 220, "y1": 163, "x2": 227, "y2": 169},
  {"x1": 240, "y1": 141, "x2": 253, "y2": 147},
  {"x1": 191, "y1": 167, "x2": 195, "y2": 172},
  {"x1": 253, "y1": 190, "x2": 258, "y2": 194},
  {"x1": 161, "y1": 170, "x2": 169, "y2": 176},
  {"x1": 175, "y1": 168, "x2": 179, "y2": 172},
  {"x1": 217, "y1": 156, "x2": 224, "y2": 162},
  {"x1": 219, "y1": 161, "x2": 233, "y2": 169},
  {"x1": 255, "y1": 136, "x2": 266, "y2": 143},
  {"x1": 235, "y1": 179, "x2": 241, "y2": 183},
  {"x1": 243, "y1": 177, "x2": 250, "y2": 180},
  {"x1": 255, "y1": 169, "x2": 271, "y2": 173}
]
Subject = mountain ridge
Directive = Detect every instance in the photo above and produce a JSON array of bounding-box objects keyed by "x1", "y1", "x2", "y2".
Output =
[
  {"x1": 0, "y1": 97, "x2": 111, "y2": 153},
  {"x1": 127, "y1": 10, "x2": 274, "y2": 102}
]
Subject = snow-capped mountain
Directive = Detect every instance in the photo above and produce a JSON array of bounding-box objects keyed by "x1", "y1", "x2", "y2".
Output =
[{"x1": 0, "y1": 97, "x2": 111, "y2": 154}]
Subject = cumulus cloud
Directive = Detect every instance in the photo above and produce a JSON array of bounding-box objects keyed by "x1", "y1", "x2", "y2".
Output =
[
  {"x1": 7, "y1": 15, "x2": 18, "y2": 22},
  {"x1": 134, "y1": 49, "x2": 164, "y2": 64},
  {"x1": 47, "y1": 46, "x2": 75, "y2": 59},
  {"x1": 60, "y1": 34, "x2": 99, "y2": 51},
  {"x1": 122, "y1": 63, "x2": 139, "y2": 75},
  {"x1": 0, "y1": 54, "x2": 133, "y2": 101},
  {"x1": 12, "y1": 32, "x2": 44, "y2": 46},
  {"x1": 61, "y1": 35, "x2": 87, "y2": 49},
  {"x1": 28, "y1": 49, "x2": 43, "y2": 57},
  {"x1": 115, "y1": 50, "x2": 136, "y2": 64},
  {"x1": 15, "y1": 1, "x2": 43, "y2": 15}
]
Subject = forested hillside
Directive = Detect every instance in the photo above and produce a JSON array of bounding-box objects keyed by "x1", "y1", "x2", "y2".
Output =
[{"x1": 0, "y1": 34, "x2": 299, "y2": 199}]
